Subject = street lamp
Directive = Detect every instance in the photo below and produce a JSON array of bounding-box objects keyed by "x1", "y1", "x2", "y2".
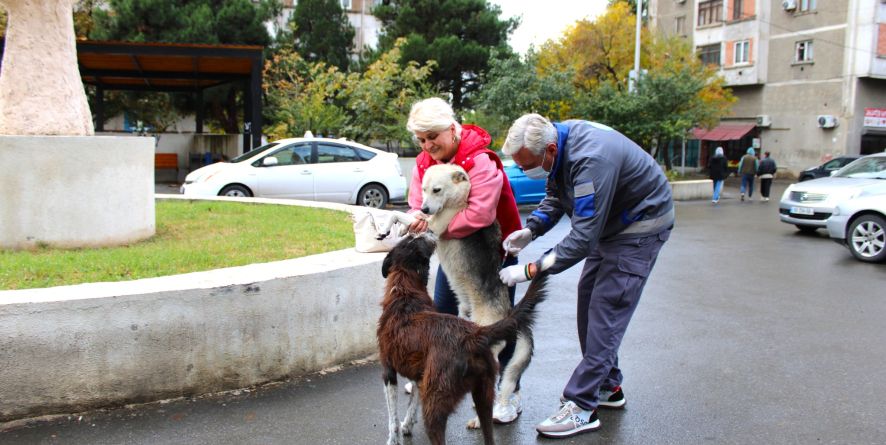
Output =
[{"x1": 629, "y1": 0, "x2": 642, "y2": 93}]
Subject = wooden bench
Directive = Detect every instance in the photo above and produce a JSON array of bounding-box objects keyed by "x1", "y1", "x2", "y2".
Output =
[{"x1": 154, "y1": 153, "x2": 179, "y2": 172}]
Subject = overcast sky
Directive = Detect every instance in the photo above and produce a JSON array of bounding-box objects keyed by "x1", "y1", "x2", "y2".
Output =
[{"x1": 489, "y1": 0, "x2": 608, "y2": 55}]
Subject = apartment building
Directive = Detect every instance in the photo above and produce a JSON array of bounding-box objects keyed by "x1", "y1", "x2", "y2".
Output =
[
  {"x1": 270, "y1": 0, "x2": 381, "y2": 55},
  {"x1": 649, "y1": 0, "x2": 886, "y2": 174}
]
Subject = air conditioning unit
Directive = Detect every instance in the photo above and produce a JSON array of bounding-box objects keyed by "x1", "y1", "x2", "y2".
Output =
[
  {"x1": 756, "y1": 115, "x2": 772, "y2": 127},
  {"x1": 782, "y1": 0, "x2": 797, "y2": 11},
  {"x1": 817, "y1": 115, "x2": 838, "y2": 128}
]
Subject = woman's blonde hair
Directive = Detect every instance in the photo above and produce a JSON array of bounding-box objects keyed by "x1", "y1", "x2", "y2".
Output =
[{"x1": 406, "y1": 97, "x2": 462, "y2": 139}]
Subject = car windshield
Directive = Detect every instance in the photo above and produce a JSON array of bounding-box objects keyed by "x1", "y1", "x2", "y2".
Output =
[
  {"x1": 229, "y1": 142, "x2": 280, "y2": 163},
  {"x1": 833, "y1": 156, "x2": 886, "y2": 179}
]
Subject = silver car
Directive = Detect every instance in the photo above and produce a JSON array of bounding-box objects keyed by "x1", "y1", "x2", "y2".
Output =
[
  {"x1": 779, "y1": 153, "x2": 886, "y2": 233},
  {"x1": 826, "y1": 191, "x2": 886, "y2": 263}
]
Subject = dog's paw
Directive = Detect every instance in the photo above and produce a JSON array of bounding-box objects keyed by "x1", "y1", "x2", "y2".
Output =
[{"x1": 466, "y1": 416, "x2": 481, "y2": 429}]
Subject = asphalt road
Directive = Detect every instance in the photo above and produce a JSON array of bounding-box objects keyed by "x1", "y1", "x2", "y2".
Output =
[{"x1": 5, "y1": 179, "x2": 885, "y2": 444}]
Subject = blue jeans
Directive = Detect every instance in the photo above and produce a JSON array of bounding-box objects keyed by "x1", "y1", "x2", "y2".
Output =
[
  {"x1": 712, "y1": 179, "x2": 724, "y2": 201},
  {"x1": 740, "y1": 174, "x2": 755, "y2": 197},
  {"x1": 434, "y1": 255, "x2": 520, "y2": 390}
]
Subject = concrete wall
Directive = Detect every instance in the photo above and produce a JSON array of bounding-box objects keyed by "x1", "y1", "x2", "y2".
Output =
[
  {"x1": 0, "y1": 135, "x2": 155, "y2": 250},
  {"x1": 0, "y1": 197, "x2": 390, "y2": 422},
  {"x1": 671, "y1": 179, "x2": 714, "y2": 201}
]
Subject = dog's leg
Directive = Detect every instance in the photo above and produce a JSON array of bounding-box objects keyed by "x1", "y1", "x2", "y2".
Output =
[
  {"x1": 400, "y1": 380, "x2": 419, "y2": 436},
  {"x1": 470, "y1": 375, "x2": 497, "y2": 445},
  {"x1": 376, "y1": 211, "x2": 417, "y2": 240},
  {"x1": 383, "y1": 366, "x2": 400, "y2": 445},
  {"x1": 496, "y1": 332, "x2": 534, "y2": 411}
]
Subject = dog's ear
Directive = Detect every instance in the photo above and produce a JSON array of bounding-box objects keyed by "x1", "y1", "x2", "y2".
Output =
[
  {"x1": 381, "y1": 251, "x2": 393, "y2": 278},
  {"x1": 451, "y1": 170, "x2": 468, "y2": 184}
]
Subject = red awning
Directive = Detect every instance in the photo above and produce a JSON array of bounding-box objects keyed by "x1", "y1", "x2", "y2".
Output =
[{"x1": 691, "y1": 123, "x2": 756, "y2": 141}]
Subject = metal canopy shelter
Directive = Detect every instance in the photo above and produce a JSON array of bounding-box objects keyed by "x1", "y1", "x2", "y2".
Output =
[{"x1": 0, "y1": 39, "x2": 264, "y2": 150}]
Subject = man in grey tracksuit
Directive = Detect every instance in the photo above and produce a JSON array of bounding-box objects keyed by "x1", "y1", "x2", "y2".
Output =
[{"x1": 499, "y1": 114, "x2": 673, "y2": 439}]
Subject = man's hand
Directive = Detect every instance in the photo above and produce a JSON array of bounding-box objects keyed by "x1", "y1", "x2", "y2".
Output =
[
  {"x1": 499, "y1": 263, "x2": 532, "y2": 287},
  {"x1": 408, "y1": 212, "x2": 429, "y2": 234},
  {"x1": 502, "y1": 228, "x2": 533, "y2": 255}
]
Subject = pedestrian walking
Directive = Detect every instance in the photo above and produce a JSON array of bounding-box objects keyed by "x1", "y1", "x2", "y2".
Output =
[
  {"x1": 403, "y1": 97, "x2": 525, "y2": 422},
  {"x1": 708, "y1": 146, "x2": 729, "y2": 204},
  {"x1": 498, "y1": 114, "x2": 673, "y2": 439},
  {"x1": 738, "y1": 147, "x2": 758, "y2": 201},
  {"x1": 757, "y1": 151, "x2": 777, "y2": 201}
]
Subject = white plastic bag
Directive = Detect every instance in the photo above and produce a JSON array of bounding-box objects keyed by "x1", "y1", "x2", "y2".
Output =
[{"x1": 352, "y1": 210, "x2": 405, "y2": 253}]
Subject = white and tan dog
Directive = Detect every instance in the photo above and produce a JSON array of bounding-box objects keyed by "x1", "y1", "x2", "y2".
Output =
[{"x1": 378, "y1": 164, "x2": 537, "y2": 427}]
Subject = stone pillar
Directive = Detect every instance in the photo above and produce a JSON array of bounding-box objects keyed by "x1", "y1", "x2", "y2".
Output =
[{"x1": 0, "y1": 0, "x2": 94, "y2": 135}]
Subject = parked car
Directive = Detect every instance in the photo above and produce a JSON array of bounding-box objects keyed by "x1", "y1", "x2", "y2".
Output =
[
  {"x1": 779, "y1": 152, "x2": 886, "y2": 232},
  {"x1": 502, "y1": 158, "x2": 546, "y2": 205},
  {"x1": 826, "y1": 191, "x2": 886, "y2": 262},
  {"x1": 181, "y1": 137, "x2": 407, "y2": 208},
  {"x1": 798, "y1": 155, "x2": 861, "y2": 181}
]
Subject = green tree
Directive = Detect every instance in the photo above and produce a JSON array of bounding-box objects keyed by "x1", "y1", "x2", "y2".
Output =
[
  {"x1": 344, "y1": 39, "x2": 438, "y2": 150},
  {"x1": 373, "y1": 0, "x2": 517, "y2": 110},
  {"x1": 578, "y1": 35, "x2": 735, "y2": 168},
  {"x1": 262, "y1": 49, "x2": 348, "y2": 140},
  {"x1": 471, "y1": 51, "x2": 576, "y2": 145},
  {"x1": 288, "y1": 0, "x2": 355, "y2": 71}
]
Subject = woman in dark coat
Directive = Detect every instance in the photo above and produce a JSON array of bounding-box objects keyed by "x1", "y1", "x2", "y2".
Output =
[{"x1": 708, "y1": 146, "x2": 729, "y2": 204}]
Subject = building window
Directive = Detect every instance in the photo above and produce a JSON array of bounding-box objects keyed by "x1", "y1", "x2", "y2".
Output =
[
  {"x1": 732, "y1": 0, "x2": 743, "y2": 20},
  {"x1": 341, "y1": 0, "x2": 352, "y2": 10},
  {"x1": 698, "y1": 0, "x2": 723, "y2": 27},
  {"x1": 734, "y1": 40, "x2": 750, "y2": 64},
  {"x1": 698, "y1": 43, "x2": 721, "y2": 66},
  {"x1": 795, "y1": 40, "x2": 813, "y2": 62},
  {"x1": 675, "y1": 16, "x2": 686, "y2": 35},
  {"x1": 799, "y1": 0, "x2": 815, "y2": 12}
]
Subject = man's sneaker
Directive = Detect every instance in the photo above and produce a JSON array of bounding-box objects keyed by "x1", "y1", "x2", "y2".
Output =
[
  {"x1": 598, "y1": 386, "x2": 626, "y2": 409},
  {"x1": 492, "y1": 392, "x2": 523, "y2": 424},
  {"x1": 535, "y1": 401, "x2": 600, "y2": 438}
]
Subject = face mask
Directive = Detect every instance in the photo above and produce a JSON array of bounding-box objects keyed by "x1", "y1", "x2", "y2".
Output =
[{"x1": 523, "y1": 151, "x2": 548, "y2": 180}]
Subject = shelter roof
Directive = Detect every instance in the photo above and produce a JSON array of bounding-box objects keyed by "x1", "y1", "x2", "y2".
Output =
[{"x1": 691, "y1": 123, "x2": 756, "y2": 141}]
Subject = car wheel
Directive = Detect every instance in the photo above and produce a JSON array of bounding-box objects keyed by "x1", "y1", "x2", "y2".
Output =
[
  {"x1": 218, "y1": 184, "x2": 252, "y2": 197},
  {"x1": 795, "y1": 225, "x2": 818, "y2": 233},
  {"x1": 847, "y1": 214, "x2": 886, "y2": 263},
  {"x1": 358, "y1": 184, "x2": 388, "y2": 209}
]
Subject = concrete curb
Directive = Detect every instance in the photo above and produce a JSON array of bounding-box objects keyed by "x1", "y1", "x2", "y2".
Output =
[{"x1": 0, "y1": 196, "x2": 389, "y2": 422}]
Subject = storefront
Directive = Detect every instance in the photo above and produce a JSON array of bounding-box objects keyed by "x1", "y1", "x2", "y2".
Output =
[{"x1": 691, "y1": 123, "x2": 759, "y2": 171}]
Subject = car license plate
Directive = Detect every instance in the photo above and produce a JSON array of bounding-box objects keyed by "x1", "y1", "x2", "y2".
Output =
[{"x1": 790, "y1": 206, "x2": 814, "y2": 215}]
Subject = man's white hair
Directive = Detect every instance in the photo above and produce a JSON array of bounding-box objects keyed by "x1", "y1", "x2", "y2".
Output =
[
  {"x1": 502, "y1": 113, "x2": 557, "y2": 156},
  {"x1": 406, "y1": 97, "x2": 462, "y2": 138}
]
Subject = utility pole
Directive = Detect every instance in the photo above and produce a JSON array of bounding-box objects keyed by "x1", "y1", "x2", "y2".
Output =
[{"x1": 629, "y1": 0, "x2": 642, "y2": 93}]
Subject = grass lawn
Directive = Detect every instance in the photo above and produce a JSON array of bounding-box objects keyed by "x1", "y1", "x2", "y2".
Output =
[{"x1": 0, "y1": 200, "x2": 355, "y2": 291}]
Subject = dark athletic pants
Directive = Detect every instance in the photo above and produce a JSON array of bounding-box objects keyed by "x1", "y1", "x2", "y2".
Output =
[
  {"x1": 563, "y1": 228, "x2": 671, "y2": 411},
  {"x1": 760, "y1": 178, "x2": 773, "y2": 198},
  {"x1": 434, "y1": 255, "x2": 519, "y2": 390}
]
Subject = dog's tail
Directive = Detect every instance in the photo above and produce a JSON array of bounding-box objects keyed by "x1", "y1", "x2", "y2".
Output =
[{"x1": 479, "y1": 271, "x2": 548, "y2": 345}]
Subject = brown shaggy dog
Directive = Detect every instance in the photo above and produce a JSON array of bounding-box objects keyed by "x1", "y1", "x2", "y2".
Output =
[{"x1": 378, "y1": 235, "x2": 547, "y2": 445}]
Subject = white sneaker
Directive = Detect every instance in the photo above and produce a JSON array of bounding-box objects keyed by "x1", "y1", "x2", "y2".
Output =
[
  {"x1": 492, "y1": 392, "x2": 522, "y2": 424},
  {"x1": 535, "y1": 400, "x2": 600, "y2": 438}
]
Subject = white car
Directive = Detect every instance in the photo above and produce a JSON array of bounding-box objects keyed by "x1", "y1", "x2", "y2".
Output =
[
  {"x1": 826, "y1": 191, "x2": 886, "y2": 263},
  {"x1": 181, "y1": 137, "x2": 407, "y2": 208},
  {"x1": 779, "y1": 153, "x2": 886, "y2": 232}
]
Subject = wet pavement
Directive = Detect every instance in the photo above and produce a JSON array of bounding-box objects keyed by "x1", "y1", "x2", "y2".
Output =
[{"x1": 4, "y1": 179, "x2": 885, "y2": 444}]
